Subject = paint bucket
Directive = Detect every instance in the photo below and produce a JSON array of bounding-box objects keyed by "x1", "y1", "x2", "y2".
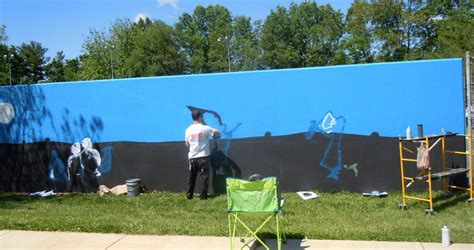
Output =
[{"x1": 126, "y1": 178, "x2": 141, "y2": 197}]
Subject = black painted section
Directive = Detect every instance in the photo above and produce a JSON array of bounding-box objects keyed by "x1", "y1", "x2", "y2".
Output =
[{"x1": 0, "y1": 133, "x2": 468, "y2": 193}]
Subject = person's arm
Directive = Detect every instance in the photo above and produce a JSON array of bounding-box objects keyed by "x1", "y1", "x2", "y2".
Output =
[
  {"x1": 211, "y1": 128, "x2": 221, "y2": 139},
  {"x1": 185, "y1": 133, "x2": 190, "y2": 147}
]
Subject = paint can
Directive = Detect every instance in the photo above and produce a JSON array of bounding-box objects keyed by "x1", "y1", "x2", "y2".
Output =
[
  {"x1": 441, "y1": 225, "x2": 450, "y2": 246},
  {"x1": 126, "y1": 178, "x2": 141, "y2": 197},
  {"x1": 417, "y1": 124, "x2": 424, "y2": 138}
]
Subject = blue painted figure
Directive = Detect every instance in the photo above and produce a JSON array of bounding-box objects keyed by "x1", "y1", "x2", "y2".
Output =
[
  {"x1": 306, "y1": 111, "x2": 346, "y2": 180},
  {"x1": 221, "y1": 122, "x2": 242, "y2": 156},
  {"x1": 48, "y1": 150, "x2": 69, "y2": 183},
  {"x1": 99, "y1": 146, "x2": 113, "y2": 174}
]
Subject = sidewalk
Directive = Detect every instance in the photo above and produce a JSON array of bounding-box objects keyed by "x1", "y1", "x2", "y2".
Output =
[{"x1": 1, "y1": 230, "x2": 473, "y2": 250}]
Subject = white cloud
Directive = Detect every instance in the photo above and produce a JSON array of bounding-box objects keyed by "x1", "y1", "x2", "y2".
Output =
[
  {"x1": 158, "y1": 0, "x2": 178, "y2": 10},
  {"x1": 134, "y1": 12, "x2": 150, "y2": 23}
]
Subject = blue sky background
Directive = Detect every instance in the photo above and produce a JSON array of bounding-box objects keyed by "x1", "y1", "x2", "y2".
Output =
[{"x1": 0, "y1": 0, "x2": 352, "y2": 60}]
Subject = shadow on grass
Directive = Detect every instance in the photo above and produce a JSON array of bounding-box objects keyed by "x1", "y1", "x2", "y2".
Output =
[
  {"x1": 433, "y1": 192, "x2": 470, "y2": 212},
  {"x1": 0, "y1": 192, "x2": 83, "y2": 209}
]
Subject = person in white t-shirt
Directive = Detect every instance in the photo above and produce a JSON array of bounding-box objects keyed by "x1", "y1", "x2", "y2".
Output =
[{"x1": 185, "y1": 110, "x2": 221, "y2": 200}]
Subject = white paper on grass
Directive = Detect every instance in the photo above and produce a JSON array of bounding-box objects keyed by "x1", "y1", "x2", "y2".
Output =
[
  {"x1": 362, "y1": 191, "x2": 388, "y2": 197},
  {"x1": 296, "y1": 191, "x2": 319, "y2": 200}
]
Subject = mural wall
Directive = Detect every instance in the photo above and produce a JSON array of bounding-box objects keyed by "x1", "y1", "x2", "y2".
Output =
[{"x1": 0, "y1": 59, "x2": 466, "y2": 193}]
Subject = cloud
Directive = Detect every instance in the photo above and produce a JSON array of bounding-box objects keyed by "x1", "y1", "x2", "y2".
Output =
[
  {"x1": 134, "y1": 12, "x2": 150, "y2": 23},
  {"x1": 158, "y1": 0, "x2": 178, "y2": 10}
]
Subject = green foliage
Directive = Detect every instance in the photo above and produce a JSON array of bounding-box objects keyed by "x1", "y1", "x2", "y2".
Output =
[
  {"x1": 45, "y1": 51, "x2": 65, "y2": 83},
  {"x1": 0, "y1": 191, "x2": 473, "y2": 243},
  {"x1": 261, "y1": 2, "x2": 346, "y2": 69},
  {"x1": 127, "y1": 20, "x2": 185, "y2": 77},
  {"x1": 342, "y1": 0, "x2": 374, "y2": 63},
  {"x1": 0, "y1": 44, "x2": 10, "y2": 85},
  {"x1": 0, "y1": 25, "x2": 7, "y2": 44},
  {"x1": 261, "y1": 6, "x2": 298, "y2": 69},
  {"x1": 80, "y1": 29, "x2": 112, "y2": 80},
  {"x1": 175, "y1": 5, "x2": 233, "y2": 73},
  {"x1": 232, "y1": 16, "x2": 261, "y2": 71},
  {"x1": 63, "y1": 58, "x2": 81, "y2": 82},
  {"x1": 18, "y1": 41, "x2": 48, "y2": 84},
  {"x1": 429, "y1": 4, "x2": 474, "y2": 58}
]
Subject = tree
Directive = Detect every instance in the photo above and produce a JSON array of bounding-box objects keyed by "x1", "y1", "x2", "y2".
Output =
[
  {"x1": 398, "y1": 0, "x2": 439, "y2": 60},
  {"x1": 260, "y1": 2, "x2": 345, "y2": 69},
  {"x1": 0, "y1": 29, "x2": 9, "y2": 85},
  {"x1": 232, "y1": 16, "x2": 261, "y2": 71},
  {"x1": 64, "y1": 58, "x2": 81, "y2": 82},
  {"x1": 305, "y1": 4, "x2": 346, "y2": 66},
  {"x1": 288, "y1": 1, "x2": 320, "y2": 67},
  {"x1": 127, "y1": 20, "x2": 185, "y2": 77},
  {"x1": 109, "y1": 18, "x2": 139, "y2": 78},
  {"x1": 17, "y1": 41, "x2": 49, "y2": 84},
  {"x1": 175, "y1": 5, "x2": 233, "y2": 73},
  {"x1": 260, "y1": 6, "x2": 298, "y2": 69},
  {"x1": 370, "y1": 0, "x2": 405, "y2": 61},
  {"x1": 79, "y1": 29, "x2": 113, "y2": 80},
  {"x1": 429, "y1": 1, "x2": 474, "y2": 58},
  {"x1": 46, "y1": 51, "x2": 65, "y2": 82},
  {"x1": 0, "y1": 25, "x2": 7, "y2": 43},
  {"x1": 368, "y1": 0, "x2": 437, "y2": 61},
  {"x1": 342, "y1": 0, "x2": 374, "y2": 64}
]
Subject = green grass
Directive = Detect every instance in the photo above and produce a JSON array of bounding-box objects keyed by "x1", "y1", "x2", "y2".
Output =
[{"x1": 0, "y1": 191, "x2": 473, "y2": 243}]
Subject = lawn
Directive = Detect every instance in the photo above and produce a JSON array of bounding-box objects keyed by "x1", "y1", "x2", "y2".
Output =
[{"x1": 0, "y1": 191, "x2": 473, "y2": 243}]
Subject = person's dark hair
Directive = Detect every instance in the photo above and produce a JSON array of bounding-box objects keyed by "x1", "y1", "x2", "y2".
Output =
[{"x1": 191, "y1": 110, "x2": 202, "y2": 121}]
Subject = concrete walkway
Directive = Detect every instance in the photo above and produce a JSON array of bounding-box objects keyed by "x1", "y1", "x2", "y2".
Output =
[{"x1": 1, "y1": 230, "x2": 473, "y2": 250}]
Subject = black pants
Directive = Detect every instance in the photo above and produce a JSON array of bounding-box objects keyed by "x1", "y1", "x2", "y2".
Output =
[{"x1": 187, "y1": 156, "x2": 210, "y2": 198}]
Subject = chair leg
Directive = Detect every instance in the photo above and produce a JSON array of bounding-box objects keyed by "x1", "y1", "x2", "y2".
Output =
[
  {"x1": 279, "y1": 214, "x2": 287, "y2": 243},
  {"x1": 228, "y1": 213, "x2": 233, "y2": 250},
  {"x1": 234, "y1": 215, "x2": 271, "y2": 250},
  {"x1": 276, "y1": 215, "x2": 281, "y2": 250}
]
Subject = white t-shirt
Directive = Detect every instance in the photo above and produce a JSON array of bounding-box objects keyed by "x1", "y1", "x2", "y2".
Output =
[{"x1": 185, "y1": 123, "x2": 216, "y2": 159}]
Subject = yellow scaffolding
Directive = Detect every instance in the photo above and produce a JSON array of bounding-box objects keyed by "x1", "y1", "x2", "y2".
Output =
[{"x1": 398, "y1": 132, "x2": 474, "y2": 213}]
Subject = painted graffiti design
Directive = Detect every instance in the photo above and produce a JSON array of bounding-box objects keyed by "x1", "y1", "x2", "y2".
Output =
[
  {"x1": 0, "y1": 102, "x2": 15, "y2": 124},
  {"x1": 306, "y1": 111, "x2": 346, "y2": 180},
  {"x1": 48, "y1": 137, "x2": 113, "y2": 192}
]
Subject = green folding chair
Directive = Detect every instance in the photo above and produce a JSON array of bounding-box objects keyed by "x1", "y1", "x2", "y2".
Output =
[{"x1": 226, "y1": 176, "x2": 286, "y2": 250}]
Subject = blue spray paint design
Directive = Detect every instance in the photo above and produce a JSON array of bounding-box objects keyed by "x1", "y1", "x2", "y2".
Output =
[
  {"x1": 48, "y1": 150, "x2": 69, "y2": 183},
  {"x1": 306, "y1": 111, "x2": 346, "y2": 180},
  {"x1": 99, "y1": 146, "x2": 113, "y2": 174},
  {"x1": 221, "y1": 122, "x2": 242, "y2": 156}
]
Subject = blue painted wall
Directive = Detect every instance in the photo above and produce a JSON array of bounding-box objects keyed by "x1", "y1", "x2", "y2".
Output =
[{"x1": 0, "y1": 59, "x2": 464, "y2": 144}]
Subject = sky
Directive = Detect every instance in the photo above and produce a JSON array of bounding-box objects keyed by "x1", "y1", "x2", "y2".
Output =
[{"x1": 0, "y1": 0, "x2": 352, "y2": 60}]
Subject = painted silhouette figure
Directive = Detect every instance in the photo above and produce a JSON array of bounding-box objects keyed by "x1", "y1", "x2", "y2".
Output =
[
  {"x1": 47, "y1": 137, "x2": 113, "y2": 192},
  {"x1": 306, "y1": 111, "x2": 346, "y2": 180},
  {"x1": 221, "y1": 122, "x2": 242, "y2": 156},
  {"x1": 67, "y1": 142, "x2": 84, "y2": 192},
  {"x1": 48, "y1": 150, "x2": 69, "y2": 183}
]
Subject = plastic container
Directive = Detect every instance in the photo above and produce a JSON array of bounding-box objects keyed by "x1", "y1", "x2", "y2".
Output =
[
  {"x1": 406, "y1": 126, "x2": 412, "y2": 139},
  {"x1": 126, "y1": 178, "x2": 141, "y2": 197},
  {"x1": 441, "y1": 225, "x2": 450, "y2": 246}
]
